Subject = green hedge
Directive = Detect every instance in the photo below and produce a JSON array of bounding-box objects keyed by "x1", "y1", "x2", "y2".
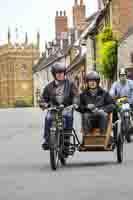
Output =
[
  {"x1": 96, "y1": 26, "x2": 118, "y2": 80},
  {"x1": 14, "y1": 96, "x2": 33, "y2": 107}
]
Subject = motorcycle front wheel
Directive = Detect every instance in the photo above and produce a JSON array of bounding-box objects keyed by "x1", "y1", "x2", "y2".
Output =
[
  {"x1": 60, "y1": 157, "x2": 66, "y2": 166},
  {"x1": 49, "y1": 133, "x2": 59, "y2": 170},
  {"x1": 125, "y1": 134, "x2": 131, "y2": 143}
]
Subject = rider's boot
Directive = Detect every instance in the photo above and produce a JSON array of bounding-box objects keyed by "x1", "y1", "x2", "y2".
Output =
[
  {"x1": 113, "y1": 125, "x2": 118, "y2": 145},
  {"x1": 108, "y1": 136, "x2": 114, "y2": 145},
  {"x1": 42, "y1": 140, "x2": 49, "y2": 150}
]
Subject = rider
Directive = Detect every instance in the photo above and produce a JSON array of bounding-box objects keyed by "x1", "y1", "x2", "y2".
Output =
[
  {"x1": 77, "y1": 71, "x2": 115, "y2": 138},
  {"x1": 39, "y1": 63, "x2": 78, "y2": 150},
  {"x1": 110, "y1": 68, "x2": 133, "y2": 106}
]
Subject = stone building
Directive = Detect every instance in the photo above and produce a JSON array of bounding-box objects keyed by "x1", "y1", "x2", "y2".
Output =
[
  {"x1": 96, "y1": 0, "x2": 133, "y2": 79},
  {"x1": 118, "y1": 28, "x2": 133, "y2": 79},
  {"x1": 84, "y1": 0, "x2": 133, "y2": 83},
  {"x1": 0, "y1": 30, "x2": 40, "y2": 108},
  {"x1": 111, "y1": 0, "x2": 133, "y2": 78},
  {"x1": 110, "y1": 0, "x2": 133, "y2": 40}
]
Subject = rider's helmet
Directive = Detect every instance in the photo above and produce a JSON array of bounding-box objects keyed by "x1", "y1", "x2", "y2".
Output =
[
  {"x1": 85, "y1": 71, "x2": 100, "y2": 85},
  {"x1": 119, "y1": 68, "x2": 127, "y2": 76},
  {"x1": 51, "y1": 63, "x2": 66, "y2": 78}
]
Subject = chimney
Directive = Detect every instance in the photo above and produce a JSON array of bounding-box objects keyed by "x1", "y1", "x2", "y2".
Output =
[
  {"x1": 56, "y1": 11, "x2": 58, "y2": 16},
  {"x1": 46, "y1": 49, "x2": 49, "y2": 58},
  {"x1": 80, "y1": 0, "x2": 83, "y2": 5},
  {"x1": 7, "y1": 27, "x2": 11, "y2": 44},
  {"x1": 53, "y1": 39, "x2": 57, "y2": 46},
  {"x1": 97, "y1": 0, "x2": 104, "y2": 10},
  {"x1": 60, "y1": 39, "x2": 63, "y2": 50},
  {"x1": 25, "y1": 32, "x2": 28, "y2": 45},
  {"x1": 45, "y1": 42, "x2": 49, "y2": 58},
  {"x1": 75, "y1": 29, "x2": 79, "y2": 41},
  {"x1": 68, "y1": 32, "x2": 71, "y2": 45},
  {"x1": 45, "y1": 42, "x2": 47, "y2": 50},
  {"x1": 75, "y1": 0, "x2": 78, "y2": 5},
  {"x1": 37, "y1": 31, "x2": 40, "y2": 48}
]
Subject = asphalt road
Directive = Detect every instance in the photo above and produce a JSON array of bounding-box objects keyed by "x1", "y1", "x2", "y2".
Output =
[{"x1": 0, "y1": 108, "x2": 133, "y2": 200}]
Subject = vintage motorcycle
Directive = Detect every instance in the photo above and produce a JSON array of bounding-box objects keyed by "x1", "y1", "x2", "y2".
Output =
[
  {"x1": 40, "y1": 96, "x2": 79, "y2": 170},
  {"x1": 116, "y1": 96, "x2": 132, "y2": 143},
  {"x1": 40, "y1": 98, "x2": 124, "y2": 171}
]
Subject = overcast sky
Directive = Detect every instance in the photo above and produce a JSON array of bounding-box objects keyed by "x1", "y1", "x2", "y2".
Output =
[{"x1": 0, "y1": 0, "x2": 98, "y2": 51}]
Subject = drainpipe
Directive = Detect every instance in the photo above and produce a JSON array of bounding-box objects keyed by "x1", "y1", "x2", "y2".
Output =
[
  {"x1": 92, "y1": 37, "x2": 96, "y2": 71},
  {"x1": 89, "y1": 34, "x2": 96, "y2": 71}
]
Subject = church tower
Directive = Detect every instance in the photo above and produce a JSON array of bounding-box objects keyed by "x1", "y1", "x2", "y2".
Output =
[{"x1": 0, "y1": 30, "x2": 40, "y2": 108}]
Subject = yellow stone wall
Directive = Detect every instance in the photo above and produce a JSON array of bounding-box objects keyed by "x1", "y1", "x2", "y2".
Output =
[{"x1": 0, "y1": 44, "x2": 40, "y2": 107}]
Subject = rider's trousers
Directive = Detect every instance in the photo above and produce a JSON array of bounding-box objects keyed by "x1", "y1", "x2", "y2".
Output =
[
  {"x1": 43, "y1": 110, "x2": 73, "y2": 143},
  {"x1": 82, "y1": 111, "x2": 108, "y2": 135}
]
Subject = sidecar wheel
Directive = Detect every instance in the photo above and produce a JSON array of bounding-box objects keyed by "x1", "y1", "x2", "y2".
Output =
[
  {"x1": 126, "y1": 134, "x2": 131, "y2": 143},
  {"x1": 60, "y1": 157, "x2": 66, "y2": 166}
]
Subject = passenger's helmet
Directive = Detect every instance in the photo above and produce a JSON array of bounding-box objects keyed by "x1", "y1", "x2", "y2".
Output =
[
  {"x1": 86, "y1": 71, "x2": 100, "y2": 84},
  {"x1": 51, "y1": 63, "x2": 66, "y2": 78},
  {"x1": 119, "y1": 68, "x2": 127, "y2": 76}
]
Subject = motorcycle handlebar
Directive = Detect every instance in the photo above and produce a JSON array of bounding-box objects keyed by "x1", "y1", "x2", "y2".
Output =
[
  {"x1": 47, "y1": 104, "x2": 79, "y2": 112},
  {"x1": 114, "y1": 96, "x2": 128, "y2": 104}
]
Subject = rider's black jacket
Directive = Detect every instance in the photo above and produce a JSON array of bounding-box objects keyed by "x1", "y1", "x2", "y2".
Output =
[
  {"x1": 78, "y1": 86, "x2": 116, "y2": 113},
  {"x1": 41, "y1": 79, "x2": 78, "y2": 107}
]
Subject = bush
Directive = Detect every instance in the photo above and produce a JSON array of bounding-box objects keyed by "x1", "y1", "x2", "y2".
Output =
[
  {"x1": 0, "y1": 102, "x2": 9, "y2": 108},
  {"x1": 97, "y1": 40, "x2": 117, "y2": 79},
  {"x1": 14, "y1": 96, "x2": 33, "y2": 107},
  {"x1": 96, "y1": 26, "x2": 118, "y2": 80}
]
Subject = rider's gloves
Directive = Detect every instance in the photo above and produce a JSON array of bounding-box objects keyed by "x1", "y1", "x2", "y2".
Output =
[
  {"x1": 73, "y1": 104, "x2": 79, "y2": 110},
  {"x1": 39, "y1": 102, "x2": 49, "y2": 110},
  {"x1": 59, "y1": 104, "x2": 64, "y2": 109},
  {"x1": 87, "y1": 104, "x2": 95, "y2": 111}
]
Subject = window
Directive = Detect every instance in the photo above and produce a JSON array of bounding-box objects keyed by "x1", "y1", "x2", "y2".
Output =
[{"x1": 21, "y1": 64, "x2": 28, "y2": 79}]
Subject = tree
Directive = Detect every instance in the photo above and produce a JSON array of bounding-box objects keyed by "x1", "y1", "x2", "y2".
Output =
[{"x1": 97, "y1": 26, "x2": 118, "y2": 80}]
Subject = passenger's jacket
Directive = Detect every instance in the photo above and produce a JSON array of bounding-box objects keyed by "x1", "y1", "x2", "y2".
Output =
[
  {"x1": 41, "y1": 79, "x2": 78, "y2": 107},
  {"x1": 78, "y1": 87, "x2": 115, "y2": 113}
]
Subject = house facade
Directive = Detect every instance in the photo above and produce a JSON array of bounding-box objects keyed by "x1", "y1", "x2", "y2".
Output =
[{"x1": 118, "y1": 28, "x2": 133, "y2": 79}]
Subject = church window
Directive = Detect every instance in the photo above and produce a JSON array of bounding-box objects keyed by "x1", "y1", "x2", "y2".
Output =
[{"x1": 21, "y1": 64, "x2": 27, "y2": 79}]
